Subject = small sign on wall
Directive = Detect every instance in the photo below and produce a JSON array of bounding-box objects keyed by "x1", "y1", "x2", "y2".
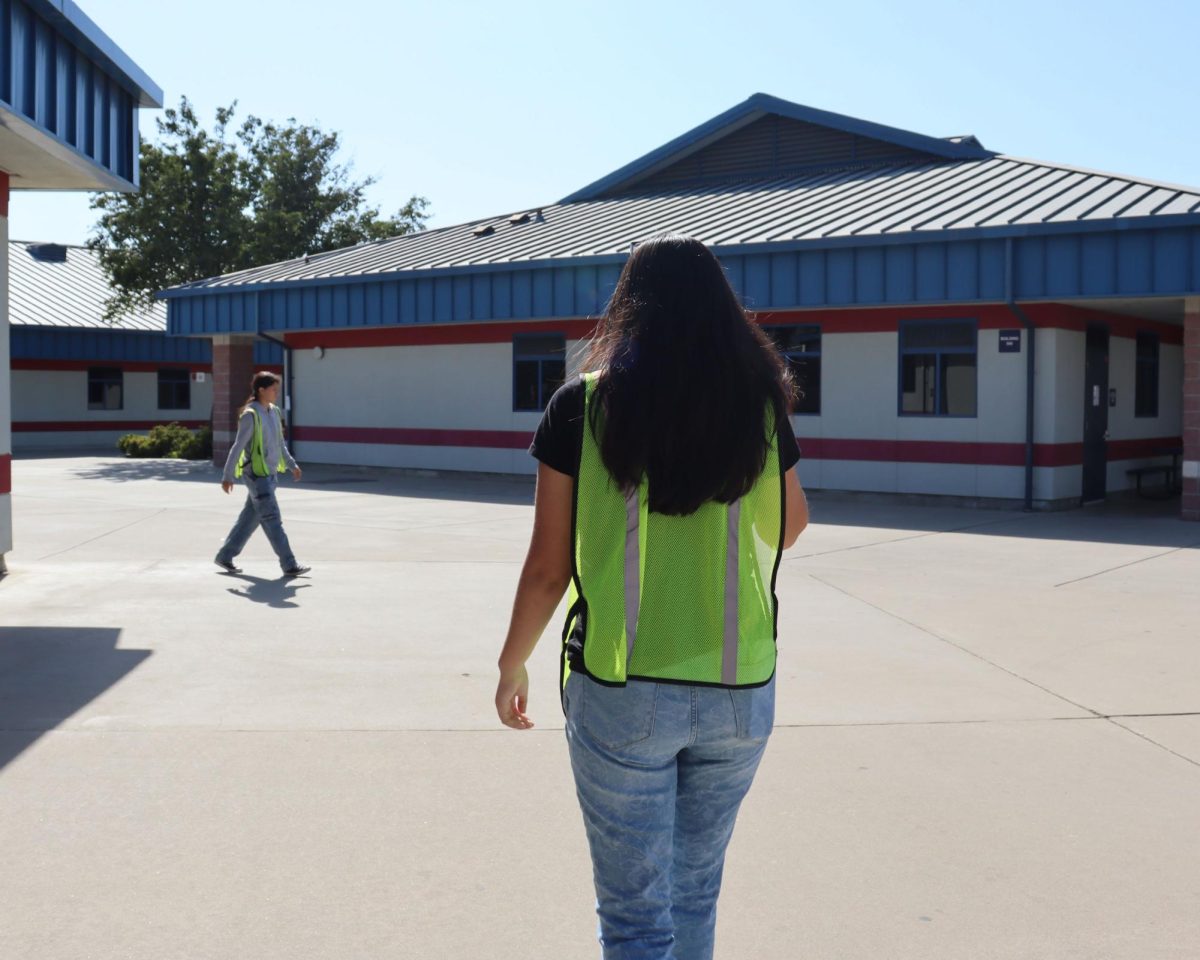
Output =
[
  {"x1": 193, "y1": 371, "x2": 207, "y2": 383},
  {"x1": 998, "y1": 330, "x2": 1021, "y2": 353}
]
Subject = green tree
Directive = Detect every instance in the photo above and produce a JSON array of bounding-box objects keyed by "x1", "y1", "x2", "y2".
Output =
[{"x1": 90, "y1": 97, "x2": 429, "y2": 320}]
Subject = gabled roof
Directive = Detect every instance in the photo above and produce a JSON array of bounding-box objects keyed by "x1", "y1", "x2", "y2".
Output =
[
  {"x1": 160, "y1": 94, "x2": 1200, "y2": 297},
  {"x1": 10, "y1": 241, "x2": 166, "y2": 331},
  {"x1": 561, "y1": 93, "x2": 995, "y2": 202}
]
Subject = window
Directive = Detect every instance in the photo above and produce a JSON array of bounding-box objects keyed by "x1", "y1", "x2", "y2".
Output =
[
  {"x1": 899, "y1": 320, "x2": 977, "y2": 416},
  {"x1": 87, "y1": 366, "x2": 124, "y2": 411},
  {"x1": 158, "y1": 368, "x2": 191, "y2": 410},
  {"x1": 767, "y1": 324, "x2": 821, "y2": 415},
  {"x1": 1134, "y1": 332, "x2": 1159, "y2": 418},
  {"x1": 513, "y1": 334, "x2": 566, "y2": 411}
]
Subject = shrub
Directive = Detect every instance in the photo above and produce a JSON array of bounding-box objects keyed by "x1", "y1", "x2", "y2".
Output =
[{"x1": 116, "y1": 423, "x2": 212, "y2": 460}]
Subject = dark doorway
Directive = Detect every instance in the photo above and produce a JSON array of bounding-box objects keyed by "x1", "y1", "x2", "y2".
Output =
[{"x1": 1082, "y1": 324, "x2": 1110, "y2": 504}]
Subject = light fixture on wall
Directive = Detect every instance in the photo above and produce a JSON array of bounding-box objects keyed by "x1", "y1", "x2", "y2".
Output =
[{"x1": 313, "y1": 346, "x2": 325, "y2": 359}]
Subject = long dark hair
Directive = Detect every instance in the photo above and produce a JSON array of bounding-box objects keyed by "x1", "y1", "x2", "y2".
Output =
[
  {"x1": 585, "y1": 234, "x2": 792, "y2": 516},
  {"x1": 238, "y1": 371, "x2": 280, "y2": 417}
]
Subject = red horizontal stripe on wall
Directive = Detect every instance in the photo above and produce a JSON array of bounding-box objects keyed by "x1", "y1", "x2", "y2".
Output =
[
  {"x1": 11, "y1": 360, "x2": 212, "y2": 373},
  {"x1": 293, "y1": 425, "x2": 534, "y2": 450},
  {"x1": 280, "y1": 305, "x2": 1178, "y2": 348},
  {"x1": 796, "y1": 438, "x2": 1085, "y2": 466},
  {"x1": 12, "y1": 420, "x2": 208, "y2": 433},
  {"x1": 756, "y1": 304, "x2": 1182, "y2": 342},
  {"x1": 286, "y1": 319, "x2": 598, "y2": 350},
  {"x1": 292, "y1": 426, "x2": 1181, "y2": 468},
  {"x1": 1106, "y1": 436, "x2": 1183, "y2": 461},
  {"x1": 0, "y1": 453, "x2": 10, "y2": 495}
]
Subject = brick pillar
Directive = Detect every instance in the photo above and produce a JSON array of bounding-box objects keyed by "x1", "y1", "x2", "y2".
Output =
[
  {"x1": 212, "y1": 335, "x2": 257, "y2": 466},
  {"x1": 1183, "y1": 304, "x2": 1200, "y2": 521}
]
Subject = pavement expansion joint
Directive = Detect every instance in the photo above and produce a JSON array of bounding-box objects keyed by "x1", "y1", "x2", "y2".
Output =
[
  {"x1": 1052, "y1": 539, "x2": 1200, "y2": 587},
  {"x1": 1107, "y1": 719, "x2": 1200, "y2": 769},
  {"x1": 807, "y1": 572, "x2": 1105, "y2": 720},
  {"x1": 784, "y1": 512, "x2": 1046, "y2": 561},
  {"x1": 33, "y1": 509, "x2": 167, "y2": 562}
]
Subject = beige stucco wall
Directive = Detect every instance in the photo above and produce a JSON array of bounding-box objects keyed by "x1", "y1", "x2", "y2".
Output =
[{"x1": 11, "y1": 368, "x2": 213, "y2": 450}]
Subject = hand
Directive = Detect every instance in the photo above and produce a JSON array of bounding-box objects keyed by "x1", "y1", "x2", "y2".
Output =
[
  {"x1": 292, "y1": 466, "x2": 303, "y2": 481},
  {"x1": 221, "y1": 481, "x2": 233, "y2": 494},
  {"x1": 495, "y1": 664, "x2": 533, "y2": 730}
]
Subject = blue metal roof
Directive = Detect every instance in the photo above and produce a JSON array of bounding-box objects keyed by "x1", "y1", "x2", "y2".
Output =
[
  {"x1": 1, "y1": 0, "x2": 161, "y2": 190},
  {"x1": 160, "y1": 95, "x2": 1200, "y2": 335}
]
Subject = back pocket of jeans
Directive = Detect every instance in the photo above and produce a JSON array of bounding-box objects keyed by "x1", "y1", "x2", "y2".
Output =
[
  {"x1": 579, "y1": 679, "x2": 659, "y2": 751},
  {"x1": 730, "y1": 678, "x2": 775, "y2": 741}
]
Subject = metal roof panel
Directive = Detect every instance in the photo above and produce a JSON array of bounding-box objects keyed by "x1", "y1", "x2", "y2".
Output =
[
  {"x1": 10, "y1": 241, "x2": 166, "y2": 330},
  {"x1": 161, "y1": 156, "x2": 1200, "y2": 296}
]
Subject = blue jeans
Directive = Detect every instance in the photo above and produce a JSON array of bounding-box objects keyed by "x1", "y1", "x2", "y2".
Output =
[
  {"x1": 564, "y1": 671, "x2": 775, "y2": 960},
  {"x1": 217, "y1": 474, "x2": 297, "y2": 572}
]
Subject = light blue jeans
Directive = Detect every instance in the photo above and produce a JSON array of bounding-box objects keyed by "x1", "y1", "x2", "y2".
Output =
[
  {"x1": 216, "y1": 474, "x2": 297, "y2": 572},
  {"x1": 564, "y1": 671, "x2": 775, "y2": 960}
]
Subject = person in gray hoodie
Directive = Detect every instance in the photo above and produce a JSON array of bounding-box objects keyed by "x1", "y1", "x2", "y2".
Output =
[{"x1": 214, "y1": 371, "x2": 310, "y2": 577}]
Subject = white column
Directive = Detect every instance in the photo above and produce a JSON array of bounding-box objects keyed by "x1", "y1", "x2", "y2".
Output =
[{"x1": 0, "y1": 184, "x2": 12, "y2": 568}]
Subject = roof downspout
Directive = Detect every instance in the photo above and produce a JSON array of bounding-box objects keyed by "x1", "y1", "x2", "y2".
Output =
[{"x1": 1005, "y1": 236, "x2": 1036, "y2": 511}]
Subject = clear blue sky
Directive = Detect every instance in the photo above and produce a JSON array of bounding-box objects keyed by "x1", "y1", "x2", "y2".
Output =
[{"x1": 11, "y1": 0, "x2": 1199, "y2": 245}]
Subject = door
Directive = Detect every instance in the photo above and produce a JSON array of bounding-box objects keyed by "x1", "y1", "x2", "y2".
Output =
[{"x1": 1082, "y1": 324, "x2": 1109, "y2": 503}]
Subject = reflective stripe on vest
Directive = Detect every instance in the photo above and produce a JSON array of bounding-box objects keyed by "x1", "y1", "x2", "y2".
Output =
[
  {"x1": 234, "y1": 406, "x2": 287, "y2": 479},
  {"x1": 565, "y1": 371, "x2": 782, "y2": 688}
]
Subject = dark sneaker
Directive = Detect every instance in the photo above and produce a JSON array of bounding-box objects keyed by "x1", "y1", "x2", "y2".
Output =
[
  {"x1": 214, "y1": 556, "x2": 242, "y2": 574},
  {"x1": 282, "y1": 564, "x2": 311, "y2": 578}
]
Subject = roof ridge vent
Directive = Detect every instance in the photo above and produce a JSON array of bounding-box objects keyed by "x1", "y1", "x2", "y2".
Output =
[
  {"x1": 472, "y1": 224, "x2": 495, "y2": 237},
  {"x1": 508, "y1": 212, "x2": 531, "y2": 225},
  {"x1": 27, "y1": 242, "x2": 68, "y2": 262}
]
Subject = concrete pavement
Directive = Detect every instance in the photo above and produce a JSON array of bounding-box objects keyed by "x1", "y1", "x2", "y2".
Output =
[{"x1": 1, "y1": 455, "x2": 1198, "y2": 959}]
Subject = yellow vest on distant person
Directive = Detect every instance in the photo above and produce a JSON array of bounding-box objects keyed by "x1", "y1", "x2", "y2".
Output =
[
  {"x1": 234, "y1": 406, "x2": 286, "y2": 479},
  {"x1": 562, "y1": 372, "x2": 783, "y2": 688}
]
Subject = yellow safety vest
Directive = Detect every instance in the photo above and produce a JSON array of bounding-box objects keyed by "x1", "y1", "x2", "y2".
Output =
[
  {"x1": 234, "y1": 406, "x2": 286, "y2": 479},
  {"x1": 563, "y1": 372, "x2": 783, "y2": 688}
]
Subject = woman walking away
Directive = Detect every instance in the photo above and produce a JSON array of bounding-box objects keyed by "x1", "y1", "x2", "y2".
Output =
[
  {"x1": 215, "y1": 371, "x2": 310, "y2": 578},
  {"x1": 495, "y1": 234, "x2": 808, "y2": 960}
]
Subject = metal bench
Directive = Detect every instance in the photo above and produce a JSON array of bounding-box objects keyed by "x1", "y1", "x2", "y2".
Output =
[{"x1": 1126, "y1": 464, "x2": 1177, "y2": 499}]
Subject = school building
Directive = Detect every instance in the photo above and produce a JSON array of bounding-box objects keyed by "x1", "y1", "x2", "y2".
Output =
[
  {"x1": 9, "y1": 240, "x2": 280, "y2": 451},
  {"x1": 0, "y1": 0, "x2": 163, "y2": 571},
  {"x1": 162, "y1": 94, "x2": 1200, "y2": 519}
]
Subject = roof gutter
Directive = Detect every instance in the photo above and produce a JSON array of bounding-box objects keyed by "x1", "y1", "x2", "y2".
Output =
[{"x1": 1005, "y1": 236, "x2": 1036, "y2": 511}]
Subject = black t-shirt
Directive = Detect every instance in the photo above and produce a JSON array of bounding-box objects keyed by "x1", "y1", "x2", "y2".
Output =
[{"x1": 530, "y1": 375, "x2": 801, "y2": 477}]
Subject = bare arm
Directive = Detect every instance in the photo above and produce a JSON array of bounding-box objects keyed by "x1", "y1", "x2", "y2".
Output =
[
  {"x1": 783, "y1": 467, "x2": 808, "y2": 549},
  {"x1": 495, "y1": 462, "x2": 574, "y2": 729}
]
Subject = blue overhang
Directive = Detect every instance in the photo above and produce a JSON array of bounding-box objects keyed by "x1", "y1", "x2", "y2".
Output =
[
  {"x1": 1, "y1": 0, "x2": 162, "y2": 191},
  {"x1": 161, "y1": 95, "x2": 1200, "y2": 337}
]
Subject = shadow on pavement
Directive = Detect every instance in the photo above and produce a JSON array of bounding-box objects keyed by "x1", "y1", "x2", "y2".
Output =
[
  {"x1": 803, "y1": 493, "x2": 1200, "y2": 550},
  {"x1": 221, "y1": 571, "x2": 312, "y2": 608},
  {"x1": 55, "y1": 457, "x2": 535, "y2": 506},
  {"x1": 70, "y1": 458, "x2": 216, "y2": 485},
  {"x1": 25, "y1": 455, "x2": 1198, "y2": 546},
  {"x1": 0, "y1": 627, "x2": 150, "y2": 771}
]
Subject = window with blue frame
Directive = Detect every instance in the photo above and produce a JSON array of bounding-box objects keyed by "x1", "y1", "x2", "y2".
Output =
[
  {"x1": 766, "y1": 324, "x2": 821, "y2": 414},
  {"x1": 899, "y1": 320, "x2": 977, "y2": 416},
  {"x1": 158, "y1": 369, "x2": 191, "y2": 410},
  {"x1": 87, "y1": 367, "x2": 124, "y2": 411},
  {"x1": 1134, "y1": 332, "x2": 1159, "y2": 418},
  {"x1": 513, "y1": 334, "x2": 566, "y2": 411}
]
